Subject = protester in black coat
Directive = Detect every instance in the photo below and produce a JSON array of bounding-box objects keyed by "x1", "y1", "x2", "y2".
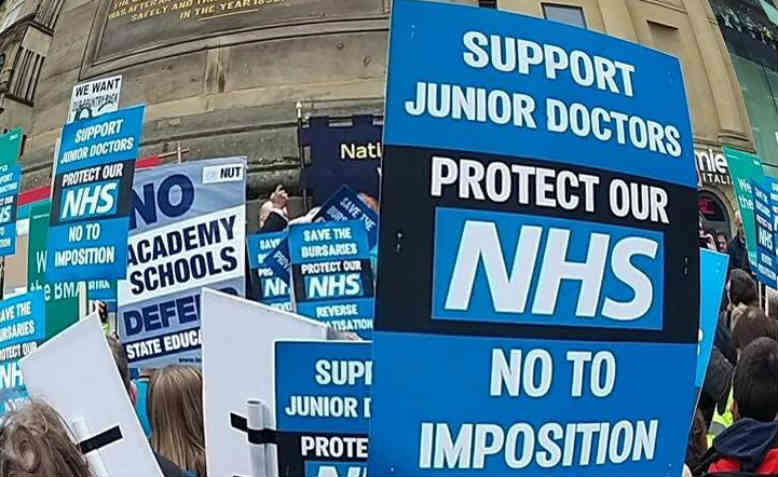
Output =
[
  {"x1": 714, "y1": 269, "x2": 758, "y2": 366},
  {"x1": 727, "y1": 212, "x2": 750, "y2": 273}
]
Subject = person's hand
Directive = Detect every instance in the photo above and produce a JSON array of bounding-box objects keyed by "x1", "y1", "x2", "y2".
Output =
[{"x1": 271, "y1": 185, "x2": 288, "y2": 208}]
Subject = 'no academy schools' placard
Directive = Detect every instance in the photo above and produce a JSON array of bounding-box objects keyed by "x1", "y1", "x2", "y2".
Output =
[
  {"x1": 370, "y1": 1, "x2": 699, "y2": 475},
  {"x1": 118, "y1": 158, "x2": 246, "y2": 368}
]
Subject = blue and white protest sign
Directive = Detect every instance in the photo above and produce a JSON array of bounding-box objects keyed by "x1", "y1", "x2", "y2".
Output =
[
  {"x1": 47, "y1": 105, "x2": 144, "y2": 281},
  {"x1": 764, "y1": 176, "x2": 778, "y2": 268},
  {"x1": 289, "y1": 220, "x2": 374, "y2": 339},
  {"x1": 0, "y1": 291, "x2": 46, "y2": 416},
  {"x1": 247, "y1": 231, "x2": 291, "y2": 311},
  {"x1": 314, "y1": 185, "x2": 379, "y2": 249},
  {"x1": 300, "y1": 115, "x2": 382, "y2": 205},
  {"x1": 0, "y1": 164, "x2": 21, "y2": 256},
  {"x1": 274, "y1": 341, "x2": 370, "y2": 476},
  {"x1": 370, "y1": 2, "x2": 699, "y2": 475},
  {"x1": 752, "y1": 181, "x2": 776, "y2": 288},
  {"x1": 118, "y1": 157, "x2": 246, "y2": 368},
  {"x1": 696, "y1": 249, "x2": 729, "y2": 393},
  {"x1": 264, "y1": 185, "x2": 379, "y2": 290}
]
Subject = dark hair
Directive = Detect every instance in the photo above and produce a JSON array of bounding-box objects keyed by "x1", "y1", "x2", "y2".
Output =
[
  {"x1": 732, "y1": 306, "x2": 777, "y2": 351},
  {"x1": 733, "y1": 337, "x2": 778, "y2": 422},
  {"x1": 728, "y1": 269, "x2": 758, "y2": 307},
  {"x1": 0, "y1": 400, "x2": 91, "y2": 476},
  {"x1": 107, "y1": 336, "x2": 131, "y2": 393}
]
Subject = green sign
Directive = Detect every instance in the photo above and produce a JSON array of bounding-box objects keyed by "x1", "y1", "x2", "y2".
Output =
[
  {"x1": 26, "y1": 201, "x2": 79, "y2": 339},
  {"x1": 0, "y1": 128, "x2": 23, "y2": 166},
  {"x1": 724, "y1": 147, "x2": 764, "y2": 268}
]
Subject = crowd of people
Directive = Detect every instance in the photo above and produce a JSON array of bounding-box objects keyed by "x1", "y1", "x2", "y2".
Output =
[{"x1": 0, "y1": 196, "x2": 775, "y2": 476}]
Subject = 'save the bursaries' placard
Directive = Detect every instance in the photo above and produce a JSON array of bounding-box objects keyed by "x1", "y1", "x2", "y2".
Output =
[
  {"x1": 370, "y1": 2, "x2": 699, "y2": 475},
  {"x1": 47, "y1": 105, "x2": 144, "y2": 281},
  {"x1": 118, "y1": 158, "x2": 246, "y2": 368},
  {"x1": 247, "y1": 231, "x2": 291, "y2": 311},
  {"x1": 0, "y1": 292, "x2": 46, "y2": 416},
  {"x1": 274, "y1": 341, "x2": 370, "y2": 476},
  {"x1": 289, "y1": 220, "x2": 374, "y2": 339}
]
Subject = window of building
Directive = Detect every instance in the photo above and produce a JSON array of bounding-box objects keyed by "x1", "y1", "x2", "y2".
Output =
[
  {"x1": 542, "y1": 4, "x2": 587, "y2": 29},
  {"x1": 478, "y1": 0, "x2": 497, "y2": 9}
]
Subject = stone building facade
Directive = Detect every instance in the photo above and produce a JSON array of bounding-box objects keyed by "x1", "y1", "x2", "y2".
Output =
[{"x1": 0, "y1": 0, "x2": 765, "y2": 236}]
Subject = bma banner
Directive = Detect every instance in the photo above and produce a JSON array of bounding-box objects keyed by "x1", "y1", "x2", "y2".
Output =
[
  {"x1": 752, "y1": 181, "x2": 776, "y2": 288},
  {"x1": 27, "y1": 201, "x2": 80, "y2": 339},
  {"x1": 47, "y1": 105, "x2": 144, "y2": 281},
  {"x1": 370, "y1": 2, "x2": 699, "y2": 475},
  {"x1": 274, "y1": 341, "x2": 370, "y2": 477},
  {"x1": 0, "y1": 163, "x2": 21, "y2": 256},
  {"x1": 724, "y1": 147, "x2": 764, "y2": 269},
  {"x1": 118, "y1": 158, "x2": 246, "y2": 368},
  {"x1": 247, "y1": 231, "x2": 291, "y2": 311},
  {"x1": 301, "y1": 115, "x2": 382, "y2": 205},
  {"x1": 289, "y1": 220, "x2": 374, "y2": 339},
  {"x1": 68, "y1": 75, "x2": 122, "y2": 123},
  {"x1": 0, "y1": 291, "x2": 46, "y2": 416}
]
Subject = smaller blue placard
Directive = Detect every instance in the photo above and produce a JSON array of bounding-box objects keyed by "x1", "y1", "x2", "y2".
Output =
[
  {"x1": 0, "y1": 164, "x2": 21, "y2": 257},
  {"x1": 288, "y1": 220, "x2": 375, "y2": 339},
  {"x1": 313, "y1": 185, "x2": 379, "y2": 249},
  {"x1": 47, "y1": 105, "x2": 145, "y2": 281},
  {"x1": 0, "y1": 291, "x2": 47, "y2": 416},
  {"x1": 247, "y1": 231, "x2": 292, "y2": 311},
  {"x1": 752, "y1": 180, "x2": 776, "y2": 288}
]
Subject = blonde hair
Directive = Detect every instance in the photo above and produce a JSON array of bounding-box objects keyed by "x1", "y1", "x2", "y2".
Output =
[
  {"x1": 148, "y1": 365, "x2": 206, "y2": 476},
  {"x1": 0, "y1": 400, "x2": 91, "y2": 476}
]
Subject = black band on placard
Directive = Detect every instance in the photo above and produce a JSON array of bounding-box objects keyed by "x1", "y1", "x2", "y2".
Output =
[
  {"x1": 78, "y1": 425, "x2": 123, "y2": 454},
  {"x1": 230, "y1": 413, "x2": 278, "y2": 444}
]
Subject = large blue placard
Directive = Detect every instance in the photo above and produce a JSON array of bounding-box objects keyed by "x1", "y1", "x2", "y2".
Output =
[
  {"x1": 275, "y1": 341, "x2": 370, "y2": 476},
  {"x1": 46, "y1": 105, "x2": 145, "y2": 281},
  {"x1": 288, "y1": 220, "x2": 374, "y2": 339},
  {"x1": 696, "y1": 249, "x2": 729, "y2": 392},
  {"x1": 118, "y1": 157, "x2": 246, "y2": 368},
  {"x1": 0, "y1": 164, "x2": 21, "y2": 256},
  {"x1": 752, "y1": 180, "x2": 776, "y2": 288},
  {"x1": 0, "y1": 291, "x2": 46, "y2": 416},
  {"x1": 247, "y1": 231, "x2": 291, "y2": 311},
  {"x1": 371, "y1": 2, "x2": 699, "y2": 475}
]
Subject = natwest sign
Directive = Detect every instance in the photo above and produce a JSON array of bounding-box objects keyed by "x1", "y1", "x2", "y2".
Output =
[{"x1": 695, "y1": 145, "x2": 732, "y2": 186}]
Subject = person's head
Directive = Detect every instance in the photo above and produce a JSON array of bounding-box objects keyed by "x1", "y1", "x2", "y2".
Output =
[
  {"x1": 149, "y1": 365, "x2": 206, "y2": 477},
  {"x1": 0, "y1": 400, "x2": 91, "y2": 476},
  {"x1": 732, "y1": 337, "x2": 778, "y2": 422},
  {"x1": 716, "y1": 232, "x2": 728, "y2": 252},
  {"x1": 732, "y1": 306, "x2": 778, "y2": 355},
  {"x1": 735, "y1": 211, "x2": 744, "y2": 240},
  {"x1": 107, "y1": 336, "x2": 137, "y2": 406},
  {"x1": 727, "y1": 269, "x2": 758, "y2": 308}
]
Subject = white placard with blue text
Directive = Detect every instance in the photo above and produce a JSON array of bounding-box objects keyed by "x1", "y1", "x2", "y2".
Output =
[
  {"x1": 370, "y1": 1, "x2": 699, "y2": 475},
  {"x1": 118, "y1": 157, "x2": 246, "y2": 368}
]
